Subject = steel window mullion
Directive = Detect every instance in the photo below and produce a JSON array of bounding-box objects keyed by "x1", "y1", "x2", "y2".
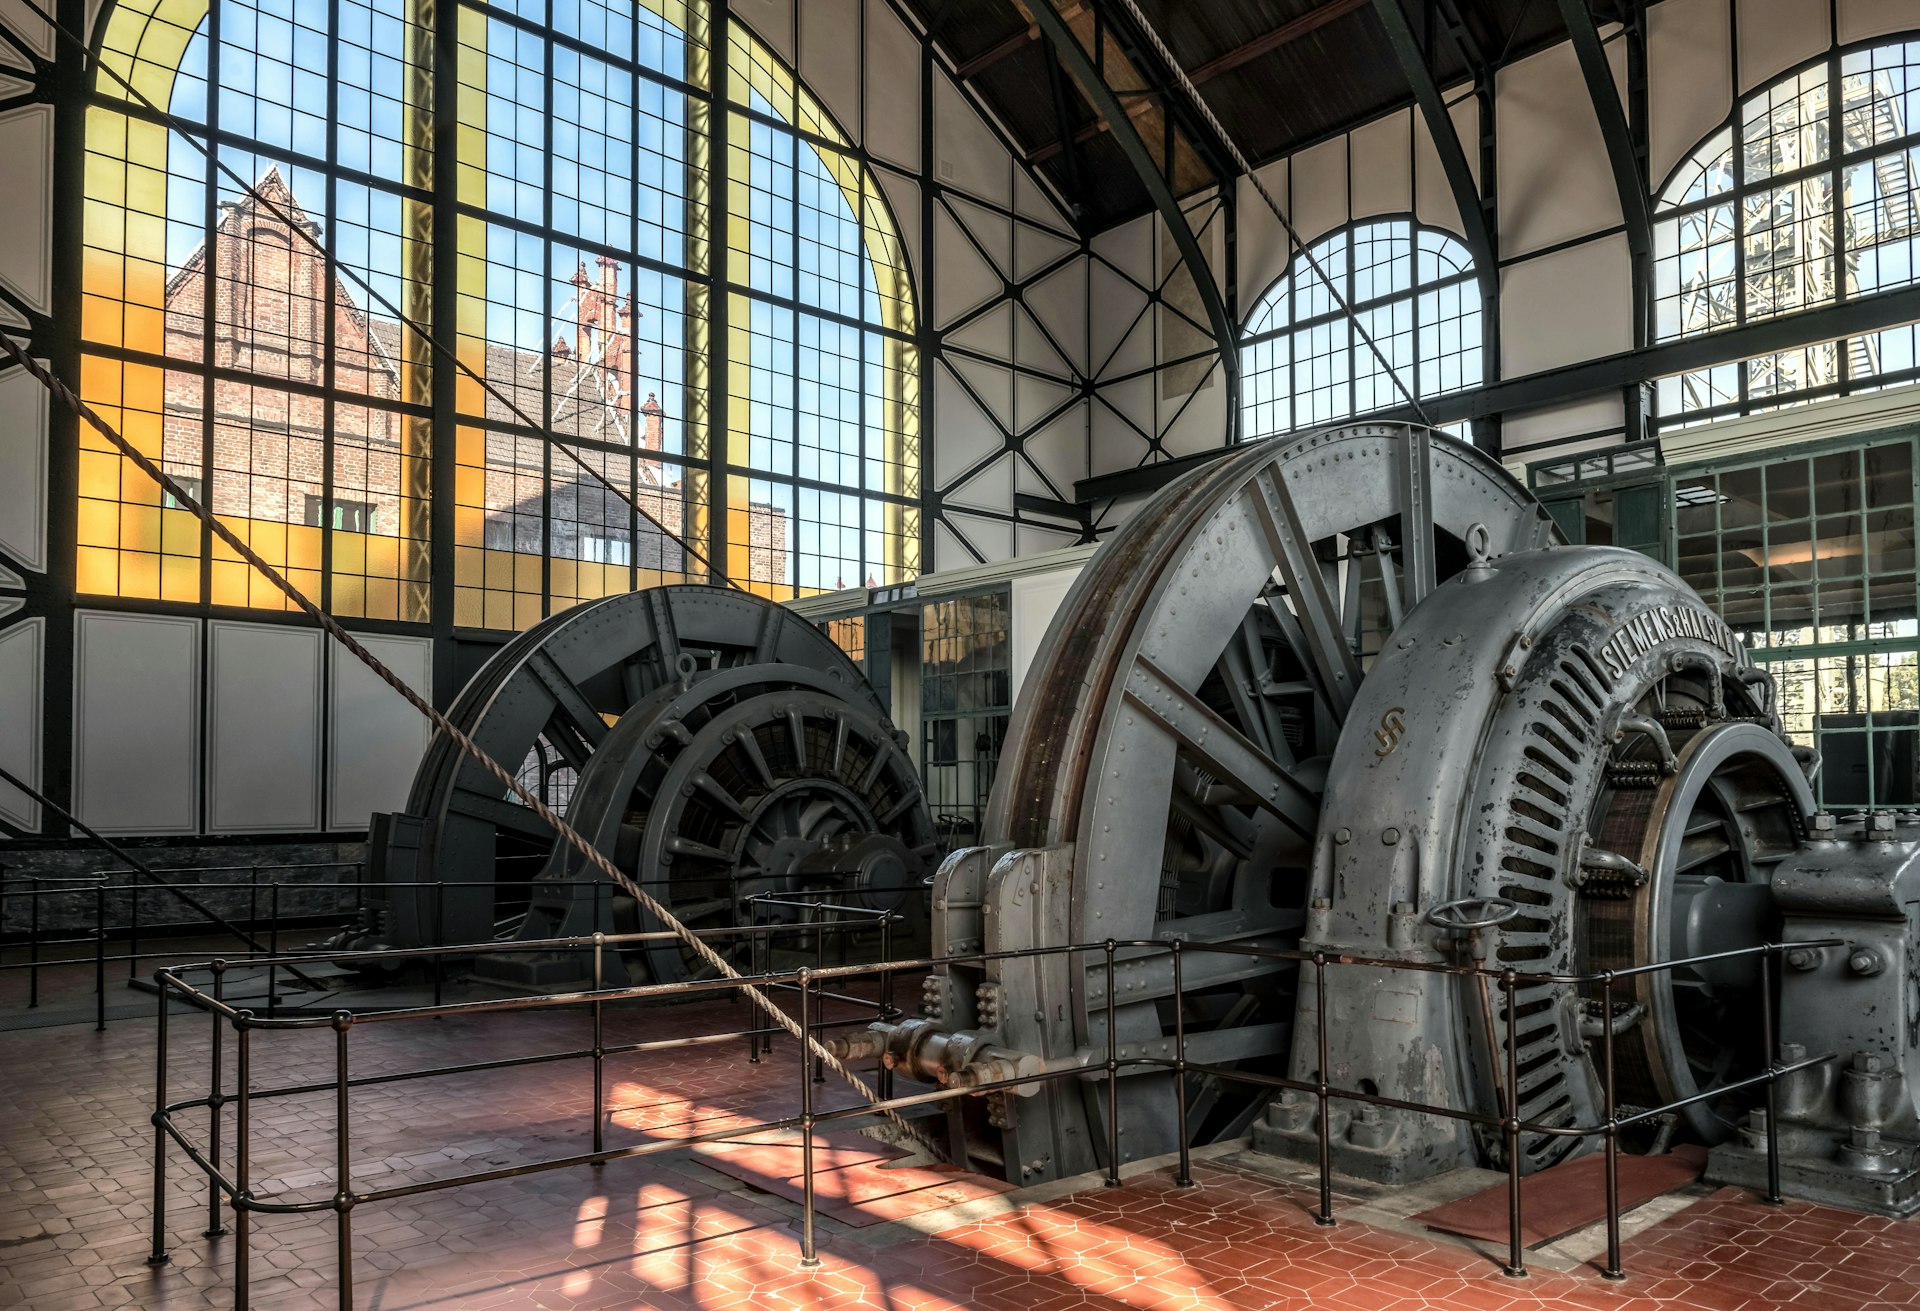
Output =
[
  {"x1": 197, "y1": 0, "x2": 224, "y2": 606},
  {"x1": 321, "y1": 0, "x2": 340, "y2": 614}
]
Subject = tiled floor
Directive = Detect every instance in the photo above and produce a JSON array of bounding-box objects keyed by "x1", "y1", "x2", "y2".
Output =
[{"x1": 2, "y1": 967, "x2": 1918, "y2": 1311}]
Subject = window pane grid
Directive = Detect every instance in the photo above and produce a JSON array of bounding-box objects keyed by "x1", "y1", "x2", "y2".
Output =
[
  {"x1": 1238, "y1": 218, "x2": 1480, "y2": 441},
  {"x1": 1656, "y1": 40, "x2": 1920, "y2": 430},
  {"x1": 79, "y1": 0, "x2": 916, "y2": 628}
]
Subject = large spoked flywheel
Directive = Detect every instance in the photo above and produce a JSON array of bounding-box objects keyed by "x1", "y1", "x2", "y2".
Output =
[
  {"x1": 944, "y1": 424, "x2": 1557, "y2": 1181},
  {"x1": 365, "y1": 586, "x2": 932, "y2": 970}
]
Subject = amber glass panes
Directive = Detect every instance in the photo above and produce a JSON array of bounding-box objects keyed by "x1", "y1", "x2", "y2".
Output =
[
  {"x1": 721, "y1": 20, "x2": 922, "y2": 597},
  {"x1": 79, "y1": 0, "x2": 434, "y2": 615}
]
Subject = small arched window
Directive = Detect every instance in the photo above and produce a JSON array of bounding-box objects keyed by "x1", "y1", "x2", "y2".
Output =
[
  {"x1": 1655, "y1": 39, "x2": 1920, "y2": 425},
  {"x1": 1239, "y1": 218, "x2": 1480, "y2": 441}
]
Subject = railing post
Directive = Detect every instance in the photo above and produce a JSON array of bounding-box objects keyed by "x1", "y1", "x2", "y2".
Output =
[
  {"x1": 1760, "y1": 945, "x2": 1782, "y2": 1205},
  {"x1": 128, "y1": 875, "x2": 141, "y2": 981},
  {"x1": 248, "y1": 866, "x2": 259, "y2": 944},
  {"x1": 431, "y1": 881, "x2": 444, "y2": 1011},
  {"x1": 207, "y1": 962, "x2": 228, "y2": 1237},
  {"x1": 592, "y1": 931, "x2": 606, "y2": 1162},
  {"x1": 1313, "y1": 951, "x2": 1334, "y2": 1226},
  {"x1": 1104, "y1": 939, "x2": 1121, "y2": 1188},
  {"x1": 747, "y1": 897, "x2": 761, "y2": 1065},
  {"x1": 1172, "y1": 940, "x2": 1193, "y2": 1188},
  {"x1": 266, "y1": 883, "x2": 280, "y2": 1019},
  {"x1": 811, "y1": 906, "x2": 825, "y2": 1084},
  {"x1": 333, "y1": 1012, "x2": 354, "y2": 1311},
  {"x1": 877, "y1": 912, "x2": 895, "y2": 1101},
  {"x1": 797, "y1": 968, "x2": 821, "y2": 1269},
  {"x1": 95, "y1": 882, "x2": 107, "y2": 1031},
  {"x1": 233, "y1": 1012, "x2": 253, "y2": 1311},
  {"x1": 1601, "y1": 970, "x2": 1624, "y2": 1280},
  {"x1": 27, "y1": 882, "x2": 38, "y2": 1009},
  {"x1": 1501, "y1": 969, "x2": 1527, "y2": 1279},
  {"x1": 148, "y1": 973, "x2": 171, "y2": 1266}
]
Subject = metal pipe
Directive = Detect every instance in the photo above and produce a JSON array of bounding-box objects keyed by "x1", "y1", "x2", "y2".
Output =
[
  {"x1": 148, "y1": 973, "x2": 171, "y2": 1266},
  {"x1": 1314, "y1": 952, "x2": 1334, "y2": 1226},
  {"x1": 233, "y1": 1015, "x2": 252, "y2": 1311},
  {"x1": 129, "y1": 877, "x2": 141, "y2": 981},
  {"x1": 1173, "y1": 939, "x2": 1193, "y2": 1188},
  {"x1": 1760, "y1": 946, "x2": 1782, "y2": 1205},
  {"x1": 266, "y1": 883, "x2": 279, "y2": 1019},
  {"x1": 878, "y1": 912, "x2": 895, "y2": 1101},
  {"x1": 1601, "y1": 971, "x2": 1624, "y2": 1280},
  {"x1": 1502, "y1": 970, "x2": 1526, "y2": 1278},
  {"x1": 1105, "y1": 939, "x2": 1121, "y2": 1188},
  {"x1": 95, "y1": 883, "x2": 106, "y2": 1032},
  {"x1": 798, "y1": 969, "x2": 821, "y2": 1268},
  {"x1": 207, "y1": 963, "x2": 228, "y2": 1237},
  {"x1": 333, "y1": 1013, "x2": 353, "y2": 1311},
  {"x1": 592, "y1": 933, "x2": 605, "y2": 1160}
]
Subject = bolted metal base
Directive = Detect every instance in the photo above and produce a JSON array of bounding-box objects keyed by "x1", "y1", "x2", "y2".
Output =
[{"x1": 1707, "y1": 1136, "x2": 1920, "y2": 1218}]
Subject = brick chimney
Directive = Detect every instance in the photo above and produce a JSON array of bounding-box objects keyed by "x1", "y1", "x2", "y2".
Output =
[{"x1": 641, "y1": 391, "x2": 663, "y2": 451}]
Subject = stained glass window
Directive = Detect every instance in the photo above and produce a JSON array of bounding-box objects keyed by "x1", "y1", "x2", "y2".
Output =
[{"x1": 76, "y1": 0, "x2": 920, "y2": 626}]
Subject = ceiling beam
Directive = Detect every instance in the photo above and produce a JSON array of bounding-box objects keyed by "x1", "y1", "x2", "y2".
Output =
[
  {"x1": 956, "y1": 26, "x2": 1037, "y2": 80},
  {"x1": 1371, "y1": 0, "x2": 1496, "y2": 281},
  {"x1": 1187, "y1": 0, "x2": 1374, "y2": 83},
  {"x1": 1555, "y1": 0, "x2": 1652, "y2": 263}
]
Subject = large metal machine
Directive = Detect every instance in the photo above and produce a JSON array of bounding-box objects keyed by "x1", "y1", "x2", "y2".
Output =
[
  {"x1": 351, "y1": 585, "x2": 937, "y2": 985},
  {"x1": 836, "y1": 422, "x2": 1920, "y2": 1216}
]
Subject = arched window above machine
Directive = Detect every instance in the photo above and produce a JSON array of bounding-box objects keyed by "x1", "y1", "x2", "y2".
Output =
[
  {"x1": 1238, "y1": 218, "x2": 1481, "y2": 442},
  {"x1": 1654, "y1": 38, "x2": 1920, "y2": 426},
  {"x1": 74, "y1": 0, "x2": 919, "y2": 626}
]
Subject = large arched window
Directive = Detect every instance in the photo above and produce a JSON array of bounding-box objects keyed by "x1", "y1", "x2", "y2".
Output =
[
  {"x1": 1239, "y1": 218, "x2": 1480, "y2": 441},
  {"x1": 1655, "y1": 39, "x2": 1920, "y2": 426},
  {"x1": 75, "y1": 0, "x2": 918, "y2": 628}
]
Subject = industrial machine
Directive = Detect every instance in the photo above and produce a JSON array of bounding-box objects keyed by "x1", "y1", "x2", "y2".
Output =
[
  {"x1": 351, "y1": 585, "x2": 938, "y2": 984},
  {"x1": 833, "y1": 422, "x2": 1920, "y2": 1216}
]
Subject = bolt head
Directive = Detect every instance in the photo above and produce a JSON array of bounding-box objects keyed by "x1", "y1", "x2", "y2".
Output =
[{"x1": 1853, "y1": 1052, "x2": 1886, "y2": 1075}]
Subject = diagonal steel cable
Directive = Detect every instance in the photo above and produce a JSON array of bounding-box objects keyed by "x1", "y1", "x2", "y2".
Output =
[
  {"x1": 0, "y1": 329, "x2": 940, "y2": 1157},
  {"x1": 11, "y1": 0, "x2": 741, "y2": 589},
  {"x1": 1101, "y1": 0, "x2": 1435, "y2": 426}
]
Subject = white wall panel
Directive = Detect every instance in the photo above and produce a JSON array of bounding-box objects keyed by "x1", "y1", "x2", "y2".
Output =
[
  {"x1": 864, "y1": 0, "x2": 921, "y2": 171},
  {"x1": 207, "y1": 621, "x2": 322, "y2": 833},
  {"x1": 0, "y1": 617, "x2": 43, "y2": 830},
  {"x1": 73, "y1": 611, "x2": 200, "y2": 835},
  {"x1": 1011, "y1": 566, "x2": 1081, "y2": 699},
  {"x1": 934, "y1": 73, "x2": 1010, "y2": 208},
  {"x1": 1349, "y1": 109, "x2": 1412, "y2": 221},
  {"x1": 1288, "y1": 136, "x2": 1349, "y2": 248},
  {"x1": 1841, "y1": 0, "x2": 1920, "y2": 44},
  {"x1": 1498, "y1": 40, "x2": 1619, "y2": 256},
  {"x1": 0, "y1": 105, "x2": 51, "y2": 312},
  {"x1": 0, "y1": 362, "x2": 48, "y2": 571},
  {"x1": 1650, "y1": 0, "x2": 1733, "y2": 190},
  {"x1": 873, "y1": 167, "x2": 923, "y2": 278},
  {"x1": 1412, "y1": 92, "x2": 1479, "y2": 241},
  {"x1": 328, "y1": 633, "x2": 431, "y2": 831},
  {"x1": 799, "y1": 0, "x2": 861, "y2": 143},
  {"x1": 1502, "y1": 395, "x2": 1628, "y2": 451},
  {"x1": 1237, "y1": 159, "x2": 1291, "y2": 305},
  {"x1": 1737, "y1": 0, "x2": 1830, "y2": 93},
  {"x1": 0, "y1": 0, "x2": 57, "y2": 62},
  {"x1": 731, "y1": 0, "x2": 794, "y2": 65},
  {"x1": 1501, "y1": 233, "x2": 1633, "y2": 376}
]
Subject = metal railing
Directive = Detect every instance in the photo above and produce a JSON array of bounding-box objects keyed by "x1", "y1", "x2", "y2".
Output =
[{"x1": 142, "y1": 930, "x2": 1840, "y2": 1308}]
